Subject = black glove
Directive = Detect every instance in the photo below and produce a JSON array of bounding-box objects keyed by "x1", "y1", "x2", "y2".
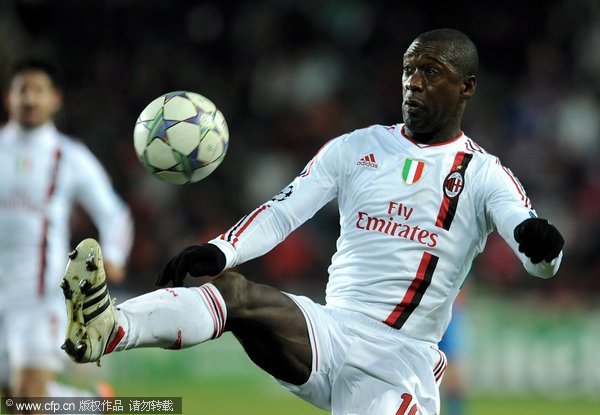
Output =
[
  {"x1": 514, "y1": 218, "x2": 564, "y2": 264},
  {"x1": 156, "y1": 243, "x2": 226, "y2": 287}
]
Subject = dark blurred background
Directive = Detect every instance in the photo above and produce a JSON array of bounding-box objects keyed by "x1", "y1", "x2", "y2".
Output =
[{"x1": 1, "y1": 0, "x2": 598, "y2": 304}]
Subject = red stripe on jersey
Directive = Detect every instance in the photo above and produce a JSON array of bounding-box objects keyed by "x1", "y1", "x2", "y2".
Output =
[
  {"x1": 299, "y1": 159, "x2": 315, "y2": 177},
  {"x1": 435, "y1": 152, "x2": 465, "y2": 228},
  {"x1": 299, "y1": 138, "x2": 335, "y2": 177},
  {"x1": 231, "y1": 205, "x2": 270, "y2": 247},
  {"x1": 501, "y1": 165, "x2": 531, "y2": 208},
  {"x1": 46, "y1": 148, "x2": 61, "y2": 197},
  {"x1": 384, "y1": 252, "x2": 438, "y2": 329},
  {"x1": 223, "y1": 214, "x2": 249, "y2": 242},
  {"x1": 435, "y1": 152, "x2": 473, "y2": 230},
  {"x1": 37, "y1": 220, "x2": 49, "y2": 296},
  {"x1": 435, "y1": 197, "x2": 451, "y2": 229},
  {"x1": 38, "y1": 148, "x2": 62, "y2": 297}
]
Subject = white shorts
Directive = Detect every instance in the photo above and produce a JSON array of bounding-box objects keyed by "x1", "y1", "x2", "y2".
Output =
[
  {"x1": 278, "y1": 294, "x2": 446, "y2": 415},
  {"x1": 0, "y1": 300, "x2": 66, "y2": 386}
]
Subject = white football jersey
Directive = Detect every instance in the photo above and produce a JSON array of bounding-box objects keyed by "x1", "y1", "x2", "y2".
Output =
[
  {"x1": 0, "y1": 121, "x2": 133, "y2": 308},
  {"x1": 211, "y1": 124, "x2": 562, "y2": 343}
]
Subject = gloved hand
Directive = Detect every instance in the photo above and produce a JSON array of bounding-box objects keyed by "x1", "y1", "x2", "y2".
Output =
[
  {"x1": 156, "y1": 243, "x2": 226, "y2": 287},
  {"x1": 514, "y1": 218, "x2": 564, "y2": 264}
]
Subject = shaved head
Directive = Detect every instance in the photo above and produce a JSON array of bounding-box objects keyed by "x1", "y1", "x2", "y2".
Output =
[
  {"x1": 412, "y1": 29, "x2": 478, "y2": 77},
  {"x1": 401, "y1": 28, "x2": 479, "y2": 143}
]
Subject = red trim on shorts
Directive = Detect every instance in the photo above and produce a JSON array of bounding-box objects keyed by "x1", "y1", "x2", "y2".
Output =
[
  {"x1": 433, "y1": 350, "x2": 445, "y2": 373},
  {"x1": 433, "y1": 348, "x2": 447, "y2": 382},
  {"x1": 435, "y1": 362, "x2": 447, "y2": 382}
]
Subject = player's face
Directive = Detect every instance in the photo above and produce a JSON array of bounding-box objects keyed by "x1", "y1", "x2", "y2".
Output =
[
  {"x1": 401, "y1": 41, "x2": 466, "y2": 141},
  {"x1": 6, "y1": 70, "x2": 62, "y2": 128}
]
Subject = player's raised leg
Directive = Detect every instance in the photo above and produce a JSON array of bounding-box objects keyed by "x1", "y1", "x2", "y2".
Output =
[
  {"x1": 61, "y1": 238, "x2": 223, "y2": 362},
  {"x1": 61, "y1": 239, "x2": 313, "y2": 385},
  {"x1": 211, "y1": 272, "x2": 312, "y2": 385}
]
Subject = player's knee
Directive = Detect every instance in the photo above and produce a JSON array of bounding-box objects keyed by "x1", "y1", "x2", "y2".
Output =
[{"x1": 211, "y1": 271, "x2": 253, "y2": 315}]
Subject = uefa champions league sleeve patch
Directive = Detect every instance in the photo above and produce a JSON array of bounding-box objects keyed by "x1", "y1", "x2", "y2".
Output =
[{"x1": 271, "y1": 185, "x2": 294, "y2": 202}]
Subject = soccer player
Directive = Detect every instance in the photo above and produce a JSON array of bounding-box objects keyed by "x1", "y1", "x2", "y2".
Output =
[
  {"x1": 0, "y1": 60, "x2": 133, "y2": 400},
  {"x1": 61, "y1": 29, "x2": 563, "y2": 415}
]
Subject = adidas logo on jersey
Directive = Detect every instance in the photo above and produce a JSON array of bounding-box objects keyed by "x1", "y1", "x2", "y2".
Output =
[{"x1": 357, "y1": 153, "x2": 378, "y2": 168}]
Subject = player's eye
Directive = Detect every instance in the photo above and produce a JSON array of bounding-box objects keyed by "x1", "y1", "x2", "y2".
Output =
[
  {"x1": 403, "y1": 65, "x2": 413, "y2": 75},
  {"x1": 425, "y1": 66, "x2": 439, "y2": 75}
]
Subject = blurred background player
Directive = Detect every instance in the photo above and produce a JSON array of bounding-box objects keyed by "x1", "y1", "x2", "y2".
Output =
[{"x1": 0, "y1": 59, "x2": 133, "y2": 400}]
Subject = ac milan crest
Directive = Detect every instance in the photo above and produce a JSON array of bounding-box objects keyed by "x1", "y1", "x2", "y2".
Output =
[{"x1": 443, "y1": 171, "x2": 464, "y2": 198}]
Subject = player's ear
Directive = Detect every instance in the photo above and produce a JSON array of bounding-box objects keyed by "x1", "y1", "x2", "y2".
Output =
[{"x1": 461, "y1": 75, "x2": 476, "y2": 99}]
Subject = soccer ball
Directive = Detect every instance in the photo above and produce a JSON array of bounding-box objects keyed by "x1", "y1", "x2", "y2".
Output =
[{"x1": 133, "y1": 91, "x2": 229, "y2": 185}]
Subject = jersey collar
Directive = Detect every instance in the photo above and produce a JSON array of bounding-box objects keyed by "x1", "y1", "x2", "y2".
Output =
[
  {"x1": 399, "y1": 124, "x2": 463, "y2": 148},
  {"x1": 4, "y1": 121, "x2": 58, "y2": 146}
]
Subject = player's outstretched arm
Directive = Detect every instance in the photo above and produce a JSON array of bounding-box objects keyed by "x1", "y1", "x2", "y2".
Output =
[{"x1": 156, "y1": 243, "x2": 226, "y2": 287}]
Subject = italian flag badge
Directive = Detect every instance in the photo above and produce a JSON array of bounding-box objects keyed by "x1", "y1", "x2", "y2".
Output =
[{"x1": 402, "y1": 158, "x2": 425, "y2": 184}]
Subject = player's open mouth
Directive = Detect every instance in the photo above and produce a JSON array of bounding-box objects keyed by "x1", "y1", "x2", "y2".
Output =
[
  {"x1": 404, "y1": 99, "x2": 424, "y2": 109},
  {"x1": 403, "y1": 99, "x2": 425, "y2": 114}
]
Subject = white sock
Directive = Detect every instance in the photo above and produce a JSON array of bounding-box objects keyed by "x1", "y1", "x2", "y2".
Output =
[{"x1": 105, "y1": 284, "x2": 227, "y2": 353}]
